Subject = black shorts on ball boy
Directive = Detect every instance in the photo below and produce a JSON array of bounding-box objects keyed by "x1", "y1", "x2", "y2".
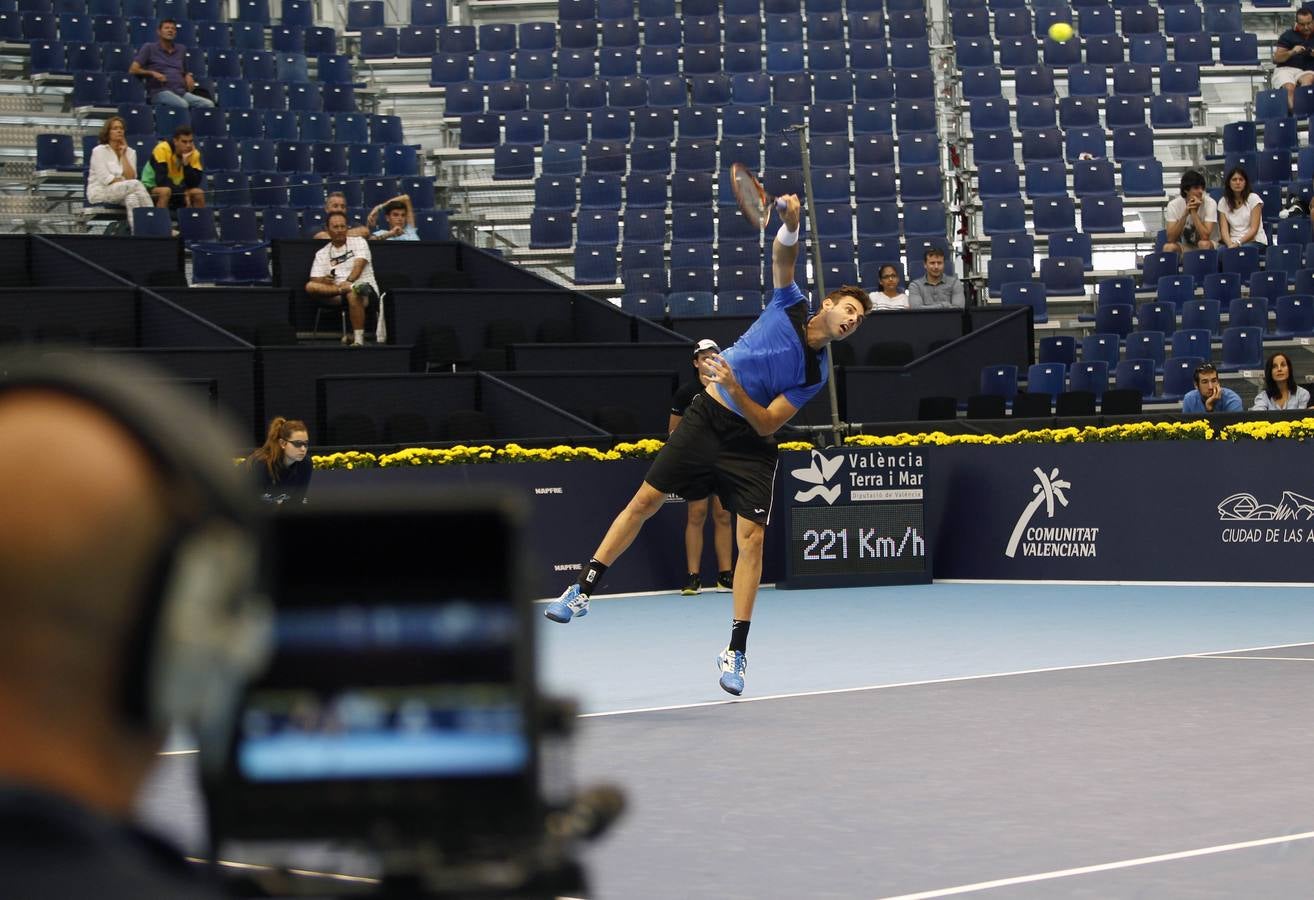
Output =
[{"x1": 644, "y1": 391, "x2": 777, "y2": 525}]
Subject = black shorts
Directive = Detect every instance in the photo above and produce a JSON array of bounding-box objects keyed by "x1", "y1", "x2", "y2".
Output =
[{"x1": 644, "y1": 391, "x2": 778, "y2": 525}]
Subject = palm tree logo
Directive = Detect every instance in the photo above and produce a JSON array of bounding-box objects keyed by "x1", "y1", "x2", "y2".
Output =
[{"x1": 1005, "y1": 467, "x2": 1071, "y2": 558}]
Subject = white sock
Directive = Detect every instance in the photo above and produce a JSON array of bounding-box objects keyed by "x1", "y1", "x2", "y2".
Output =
[{"x1": 353, "y1": 329, "x2": 365, "y2": 345}]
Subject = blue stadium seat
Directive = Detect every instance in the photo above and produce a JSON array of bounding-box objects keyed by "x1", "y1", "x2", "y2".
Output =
[
  {"x1": 1218, "y1": 325, "x2": 1262, "y2": 372},
  {"x1": 1121, "y1": 159, "x2": 1164, "y2": 197},
  {"x1": 1156, "y1": 274, "x2": 1195, "y2": 305},
  {"x1": 1004, "y1": 282, "x2": 1049, "y2": 324},
  {"x1": 987, "y1": 257, "x2": 1033, "y2": 297},
  {"x1": 1115, "y1": 358, "x2": 1156, "y2": 397},
  {"x1": 574, "y1": 243, "x2": 619, "y2": 285},
  {"x1": 992, "y1": 232, "x2": 1035, "y2": 261},
  {"x1": 1039, "y1": 256, "x2": 1085, "y2": 297},
  {"x1": 1274, "y1": 294, "x2": 1314, "y2": 338},
  {"x1": 1039, "y1": 335, "x2": 1077, "y2": 366},
  {"x1": 1218, "y1": 33, "x2": 1258, "y2": 66},
  {"x1": 1228, "y1": 297, "x2": 1269, "y2": 331},
  {"x1": 1069, "y1": 360, "x2": 1109, "y2": 399},
  {"x1": 1172, "y1": 326, "x2": 1214, "y2": 361},
  {"x1": 1033, "y1": 197, "x2": 1076, "y2": 234},
  {"x1": 1082, "y1": 194, "x2": 1124, "y2": 233},
  {"x1": 1160, "y1": 62, "x2": 1202, "y2": 96},
  {"x1": 979, "y1": 365, "x2": 1018, "y2": 401},
  {"x1": 346, "y1": 0, "x2": 383, "y2": 29},
  {"x1": 1095, "y1": 303, "x2": 1134, "y2": 337},
  {"x1": 1081, "y1": 333, "x2": 1121, "y2": 369}
]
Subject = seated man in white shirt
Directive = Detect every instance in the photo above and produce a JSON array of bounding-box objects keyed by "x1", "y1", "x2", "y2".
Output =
[
  {"x1": 304, "y1": 211, "x2": 382, "y2": 348},
  {"x1": 1161, "y1": 170, "x2": 1217, "y2": 254}
]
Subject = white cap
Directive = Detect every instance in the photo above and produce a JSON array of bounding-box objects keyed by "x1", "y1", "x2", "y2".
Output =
[{"x1": 693, "y1": 338, "x2": 720, "y2": 356}]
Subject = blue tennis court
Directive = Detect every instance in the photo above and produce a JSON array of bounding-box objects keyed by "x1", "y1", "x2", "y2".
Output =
[
  {"x1": 541, "y1": 582, "x2": 1314, "y2": 899},
  {"x1": 138, "y1": 581, "x2": 1314, "y2": 898}
]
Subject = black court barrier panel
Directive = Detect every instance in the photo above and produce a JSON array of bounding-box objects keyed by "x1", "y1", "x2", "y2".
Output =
[
  {"x1": 315, "y1": 372, "x2": 609, "y2": 448},
  {"x1": 94, "y1": 347, "x2": 256, "y2": 450},
  {"x1": 314, "y1": 457, "x2": 789, "y2": 599},
  {"x1": 154, "y1": 288, "x2": 296, "y2": 337},
  {"x1": 508, "y1": 342, "x2": 693, "y2": 375},
  {"x1": 44, "y1": 235, "x2": 184, "y2": 286},
  {"x1": 0, "y1": 235, "x2": 29, "y2": 285},
  {"x1": 928, "y1": 439, "x2": 1314, "y2": 583},
  {"x1": 139, "y1": 289, "x2": 253, "y2": 349},
  {"x1": 843, "y1": 307, "x2": 1033, "y2": 423},
  {"x1": 457, "y1": 244, "x2": 557, "y2": 291},
  {"x1": 259, "y1": 345, "x2": 412, "y2": 445},
  {"x1": 31, "y1": 237, "x2": 130, "y2": 288},
  {"x1": 0, "y1": 287, "x2": 136, "y2": 346},
  {"x1": 492, "y1": 371, "x2": 680, "y2": 437},
  {"x1": 388, "y1": 288, "x2": 575, "y2": 350}
]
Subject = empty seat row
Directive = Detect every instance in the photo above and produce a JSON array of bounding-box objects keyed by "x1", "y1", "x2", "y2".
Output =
[
  {"x1": 5, "y1": 15, "x2": 336, "y2": 50},
  {"x1": 129, "y1": 205, "x2": 452, "y2": 242}
]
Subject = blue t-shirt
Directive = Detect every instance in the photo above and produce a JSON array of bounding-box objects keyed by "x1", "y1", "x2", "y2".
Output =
[
  {"x1": 1181, "y1": 387, "x2": 1242, "y2": 413},
  {"x1": 713, "y1": 282, "x2": 827, "y2": 418}
]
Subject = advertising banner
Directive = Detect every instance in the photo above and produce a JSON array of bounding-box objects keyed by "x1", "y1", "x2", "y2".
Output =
[
  {"x1": 319, "y1": 461, "x2": 790, "y2": 598},
  {"x1": 927, "y1": 441, "x2": 1314, "y2": 583},
  {"x1": 779, "y1": 447, "x2": 932, "y2": 588}
]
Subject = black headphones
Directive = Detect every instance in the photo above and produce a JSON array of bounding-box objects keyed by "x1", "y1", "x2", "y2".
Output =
[{"x1": 0, "y1": 352, "x2": 273, "y2": 743}]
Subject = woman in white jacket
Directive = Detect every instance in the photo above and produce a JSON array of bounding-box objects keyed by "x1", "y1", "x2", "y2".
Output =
[{"x1": 85, "y1": 116, "x2": 152, "y2": 232}]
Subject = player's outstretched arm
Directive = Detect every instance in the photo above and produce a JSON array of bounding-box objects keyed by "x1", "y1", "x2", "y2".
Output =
[
  {"x1": 772, "y1": 194, "x2": 802, "y2": 289},
  {"x1": 705, "y1": 355, "x2": 798, "y2": 436}
]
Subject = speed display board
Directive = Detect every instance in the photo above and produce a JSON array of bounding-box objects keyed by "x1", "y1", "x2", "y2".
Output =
[{"x1": 779, "y1": 447, "x2": 932, "y2": 589}]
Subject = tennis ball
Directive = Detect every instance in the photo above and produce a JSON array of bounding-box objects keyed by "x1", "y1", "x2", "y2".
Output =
[{"x1": 1048, "y1": 22, "x2": 1075, "y2": 42}]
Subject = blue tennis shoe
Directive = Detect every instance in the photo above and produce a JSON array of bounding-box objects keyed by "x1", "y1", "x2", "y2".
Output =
[
  {"x1": 717, "y1": 647, "x2": 747, "y2": 696},
  {"x1": 545, "y1": 584, "x2": 589, "y2": 623}
]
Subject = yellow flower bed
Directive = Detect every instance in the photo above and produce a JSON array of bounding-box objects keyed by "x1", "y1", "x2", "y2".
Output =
[{"x1": 307, "y1": 419, "x2": 1314, "y2": 469}]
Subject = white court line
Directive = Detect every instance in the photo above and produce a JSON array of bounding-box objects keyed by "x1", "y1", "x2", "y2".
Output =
[
  {"x1": 1189, "y1": 655, "x2": 1314, "y2": 662},
  {"x1": 577, "y1": 639, "x2": 1314, "y2": 719},
  {"x1": 874, "y1": 830, "x2": 1314, "y2": 899}
]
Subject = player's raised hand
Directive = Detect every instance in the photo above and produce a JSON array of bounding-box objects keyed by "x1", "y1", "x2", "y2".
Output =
[
  {"x1": 703, "y1": 354, "x2": 740, "y2": 393},
  {"x1": 779, "y1": 194, "x2": 801, "y2": 231}
]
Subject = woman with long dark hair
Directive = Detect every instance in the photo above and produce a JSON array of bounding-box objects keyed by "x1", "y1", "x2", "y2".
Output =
[
  {"x1": 246, "y1": 417, "x2": 312, "y2": 503},
  {"x1": 1251, "y1": 352, "x2": 1310, "y2": 410},
  {"x1": 1217, "y1": 166, "x2": 1266, "y2": 249}
]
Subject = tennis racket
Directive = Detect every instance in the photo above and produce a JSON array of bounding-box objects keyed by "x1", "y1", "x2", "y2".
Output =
[{"x1": 730, "y1": 163, "x2": 787, "y2": 229}]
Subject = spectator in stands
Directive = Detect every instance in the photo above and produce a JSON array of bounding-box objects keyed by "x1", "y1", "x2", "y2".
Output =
[
  {"x1": 669, "y1": 339, "x2": 734, "y2": 597},
  {"x1": 1273, "y1": 8, "x2": 1314, "y2": 112},
  {"x1": 1161, "y1": 170, "x2": 1216, "y2": 254},
  {"x1": 85, "y1": 116, "x2": 152, "y2": 233},
  {"x1": 141, "y1": 125, "x2": 204, "y2": 210},
  {"x1": 907, "y1": 248, "x2": 964, "y2": 309},
  {"x1": 367, "y1": 195, "x2": 419, "y2": 241},
  {"x1": 305, "y1": 211, "x2": 381, "y2": 348},
  {"x1": 246, "y1": 416, "x2": 313, "y2": 503},
  {"x1": 872, "y1": 263, "x2": 909, "y2": 311},
  {"x1": 1182, "y1": 362, "x2": 1243, "y2": 413},
  {"x1": 128, "y1": 18, "x2": 213, "y2": 111},
  {"x1": 1251, "y1": 352, "x2": 1310, "y2": 411},
  {"x1": 1217, "y1": 167, "x2": 1267, "y2": 249},
  {"x1": 312, "y1": 192, "x2": 370, "y2": 240}
]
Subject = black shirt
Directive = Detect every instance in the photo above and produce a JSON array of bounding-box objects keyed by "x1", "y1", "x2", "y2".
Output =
[
  {"x1": 247, "y1": 454, "x2": 313, "y2": 503},
  {"x1": 671, "y1": 380, "x2": 705, "y2": 417},
  {"x1": 0, "y1": 786, "x2": 232, "y2": 898},
  {"x1": 1277, "y1": 28, "x2": 1314, "y2": 70}
]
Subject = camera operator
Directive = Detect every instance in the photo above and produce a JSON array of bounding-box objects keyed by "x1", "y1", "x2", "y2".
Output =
[{"x1": 0, "y1": 386, "x2": 232, "y2": 895}]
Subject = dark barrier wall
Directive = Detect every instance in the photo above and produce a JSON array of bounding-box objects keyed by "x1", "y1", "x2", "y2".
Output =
[
  {"x1": 479, "y1": 374, "x2": 610, "y2": 444},
  {"x1": 495, "y1": 371, "x2": 680, "y2": 435},
  {"x1": 843, "y1": 308, "x2": 1033, "y2": 422},
  {"x1": 96, "y1": 348, "x2": 256, "y2": 449},
  {"x1": 316, "y1": 373, "x2": 610, "y2": 445},
  {"x1": 46, "y1": 235, "x2": 183, "y2": 285},
  {"x1": 457, "y1": 245, "x2": 556, "y2": 290},
  {"x1": 927, "y1": 441, "x2": 1314, "y2": 582},
  {"x1": 389, "y1": 289, "x2": 575, "y2": 349},
  {"x1": 316, "y1": 460, "x2": 788, "y2": 598},
  {"x1": 0, "y1": 235, "x2": 29, "y2": 285},
  {"x1": 260, "y1": 346, "x2": 413, "y2": 443},
  {"x1": 155, "y1": 288, "x2": 295, "y2": 332},
  {"x1": 0, "y1": 288, "x2": 136, "y2": 344},
  {"x1": 312, "y1": 438, "x2": 1313, "y2": 597},
  {"x1": 31, "y1": 239, "x2": 127, "y2": 288},
  {"x1": 509, "y1": 342, "x2": 693, "y2": 375},
  {"x1": 140, "y1": 290, "x2": 253, "y2": 349}
]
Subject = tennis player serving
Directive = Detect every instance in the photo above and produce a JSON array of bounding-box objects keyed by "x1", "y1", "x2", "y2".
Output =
[{"x1": 546, "y1": 189, "x2": 872, "y2": 696}]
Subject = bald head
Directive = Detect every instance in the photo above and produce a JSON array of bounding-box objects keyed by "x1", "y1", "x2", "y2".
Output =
[{"x1": 0, "y1": 389, "x2": 167, "y2": 721}]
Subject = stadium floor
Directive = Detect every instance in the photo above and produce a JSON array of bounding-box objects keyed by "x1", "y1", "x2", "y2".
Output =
[{"x1": 140, "y1": 582, "x2": 1314, "y2": 898}]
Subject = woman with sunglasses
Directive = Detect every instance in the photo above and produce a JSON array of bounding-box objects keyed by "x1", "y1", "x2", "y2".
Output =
[{"x1": 247, "y1": 416, "x2": 312, "y2": 504}]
